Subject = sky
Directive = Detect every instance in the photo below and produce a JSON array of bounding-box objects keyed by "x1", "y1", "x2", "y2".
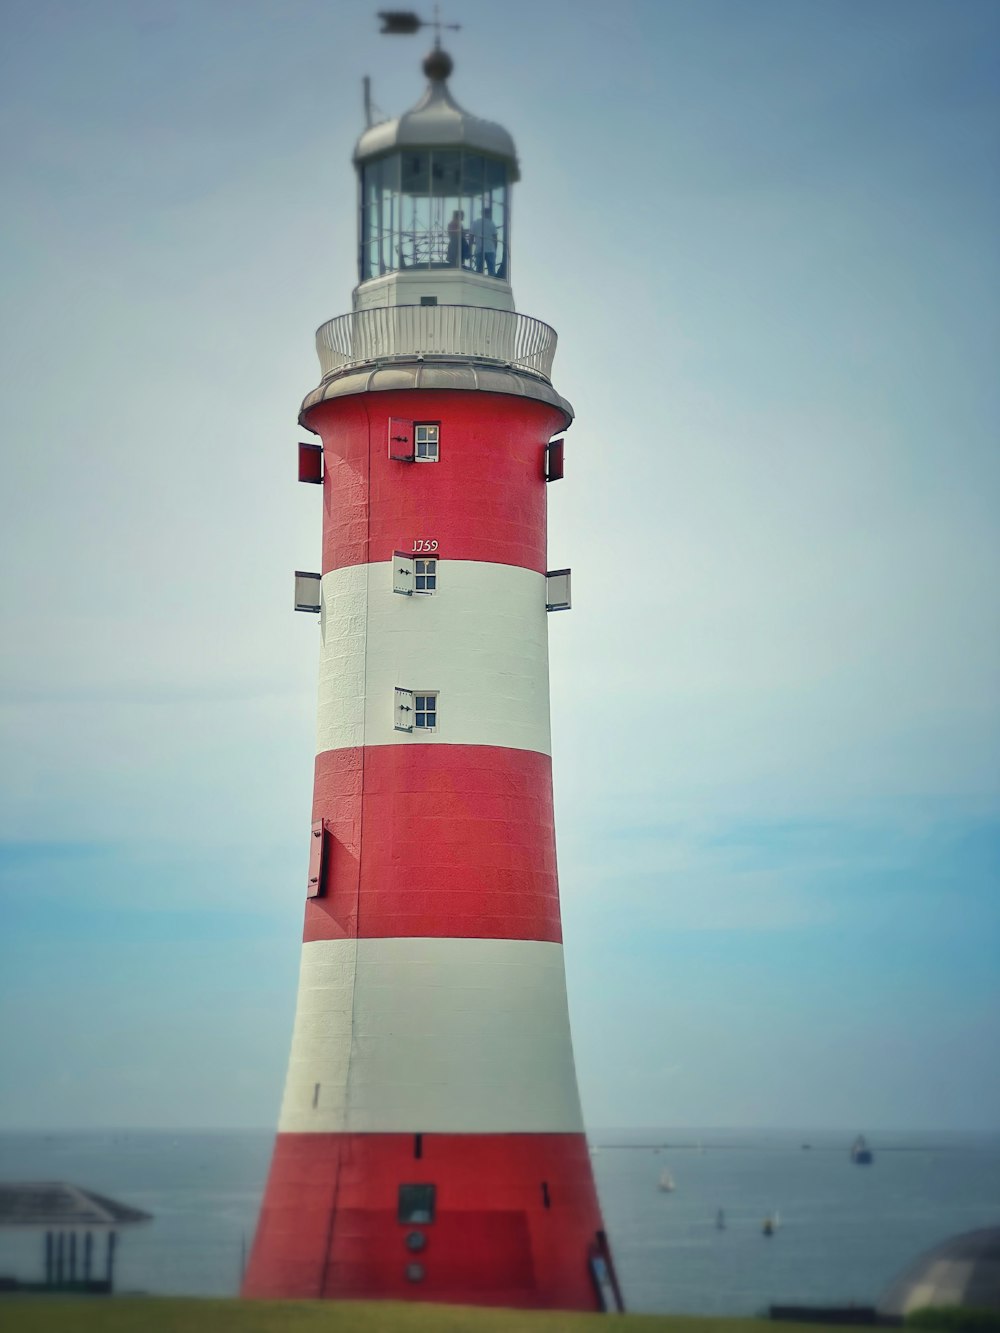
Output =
[{"x1": 1, "y1": 0, "x2": 998, "y2": 1134}]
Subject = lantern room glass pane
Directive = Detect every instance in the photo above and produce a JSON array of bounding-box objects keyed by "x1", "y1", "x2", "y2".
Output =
[
  {"x1": 379, "y1": 153, "x2": 400, "y2": 277},
  {"x1": 358, "y1": 151, "x2": 510, "y2": 281},
  {"x1": 361, "y1": 161, "x2": 380, "y2": 280},
  {"x1": 461, "y1": 154, "x2": 484, "y2": 195},
  {"x1": 431, "y1": 151, "x2": 461, "y2": 195},
  {"x1": 483, "y1": 157, "x2": 508, "y2": 280}
]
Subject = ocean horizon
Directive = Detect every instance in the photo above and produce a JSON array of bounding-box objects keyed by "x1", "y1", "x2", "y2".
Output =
[{"x1": 1, "y1": 1126, "x2": 998, "y2": 1315}]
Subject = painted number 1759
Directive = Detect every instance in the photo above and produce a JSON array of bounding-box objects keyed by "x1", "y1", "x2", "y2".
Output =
[{"x1": 412, "y1": 539, "x2": 438, "y2": 553}]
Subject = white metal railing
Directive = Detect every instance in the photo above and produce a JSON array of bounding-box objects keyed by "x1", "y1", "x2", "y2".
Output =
[{"x1": 315, "y1": 306, "x2": 557, "y2": 381}]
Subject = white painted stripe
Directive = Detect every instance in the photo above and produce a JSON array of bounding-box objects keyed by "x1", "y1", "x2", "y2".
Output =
[
  {"x1": 277, "y1": 937, "x2": 585, "y2": 1134},
  {"x1": 315, "y1": 561, "x2": 552, "y2": 756}
]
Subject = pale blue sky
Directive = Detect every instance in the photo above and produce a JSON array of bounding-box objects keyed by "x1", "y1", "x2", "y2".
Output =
[{"x1": 1, "y1": 0, "x2": 998, "y2": 1131}]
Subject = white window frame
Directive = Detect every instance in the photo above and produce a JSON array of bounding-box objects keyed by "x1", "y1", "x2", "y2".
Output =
[
  {"x1": 414, "y1": 423, "x2": 440, "y2": 463},
  {"x1": 413, "y1": 691, "x2": 438, "y2": 732},
  {"x1": 414, "y1": 557, "x2": 437, "y2": 594}
]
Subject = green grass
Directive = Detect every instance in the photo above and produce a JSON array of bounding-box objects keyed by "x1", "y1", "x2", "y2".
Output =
[
  {"x1": 0, "y1": 1299, "x2": 861, "y2": 1333},
  {"x1": 907, "y1": 1312, "x2": 1000, "y2": 1333}
]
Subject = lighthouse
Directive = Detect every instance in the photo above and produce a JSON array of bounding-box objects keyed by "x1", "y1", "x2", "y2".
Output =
[{"x1": 243, "y1": 34, "x2": 621, "y2": 1312}]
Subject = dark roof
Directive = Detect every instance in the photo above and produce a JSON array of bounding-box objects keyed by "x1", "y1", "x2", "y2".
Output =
[
  {"x1": 0, "y1": 1182, "x2": 152, "y2": 1229},
  {"x1": 879, "y1": 1228, "x2": 1000, "y2": 1315}
]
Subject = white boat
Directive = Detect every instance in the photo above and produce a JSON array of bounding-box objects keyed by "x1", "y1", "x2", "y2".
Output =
[{"x1": 658, "y1": 1170, "x2": 675, "y2": 1192}]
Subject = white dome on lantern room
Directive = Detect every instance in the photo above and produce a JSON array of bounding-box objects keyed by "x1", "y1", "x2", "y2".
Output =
[{"x1": 352, "y1": 49, "x2": 519, "y2": 313}]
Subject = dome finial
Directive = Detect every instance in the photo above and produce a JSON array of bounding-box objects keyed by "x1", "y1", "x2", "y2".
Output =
[{"x1": 423, "y1": 46, "x2": 453, "y2": 81}]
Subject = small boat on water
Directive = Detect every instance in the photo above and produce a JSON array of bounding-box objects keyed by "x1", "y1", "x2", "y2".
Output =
[
  {"x1": 716, "y1": 1208, "x2": 726, "y2": 1230},
  {"x1": 658, "y1": 1170, "x2": 675, "y2": 1193},
  {"x1": 851, "y1": 1134, "x2": 874, "y2": 1165},
  {"x1": 762, "y1": 1216, "x2": 775, "y2": 1236}
]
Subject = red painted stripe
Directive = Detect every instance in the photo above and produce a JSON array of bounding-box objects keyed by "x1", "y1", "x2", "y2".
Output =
[
  {"x1": 243, "y1": 1131, "x2": 608, "y2": 1309},
  {"x1": 304, "y1": 745, "x2": 562, "y2": 944},
  {"x1": 302, "y1": 390, "x2": 565, "y2": 575}
]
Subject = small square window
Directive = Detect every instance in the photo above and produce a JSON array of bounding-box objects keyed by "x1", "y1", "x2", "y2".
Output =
[
  {"x1": 414, "y1": 693, "x2": 437, "y2": 730},
  {"x1": 398, "y1": 1184, "x2": 436, "y2": 1224},
  {"x1": 414, "y1": 558, "x2": 437, "y2": 593},
  {"x1": 414, "y1": 424, "x2": 439, "y2": 462}
]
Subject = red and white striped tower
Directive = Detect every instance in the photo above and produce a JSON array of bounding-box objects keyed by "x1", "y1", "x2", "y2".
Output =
[{"x1": 244, "y1": 42, "x2": 621, "y2": 1312}]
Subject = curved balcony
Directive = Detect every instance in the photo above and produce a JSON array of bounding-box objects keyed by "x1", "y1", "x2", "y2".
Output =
[{"x1": 315, "y1": 305, "x2": 557, "y2": 383}]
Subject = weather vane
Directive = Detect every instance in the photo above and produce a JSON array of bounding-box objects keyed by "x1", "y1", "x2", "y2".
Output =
[{"x1": 378, "y1": 7, "x2": 461, "y2": 46}]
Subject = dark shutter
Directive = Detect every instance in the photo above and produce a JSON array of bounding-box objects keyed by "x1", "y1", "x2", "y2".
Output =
[
  {"x1": 545, "y1": 568, "x2": 572, "y2": 611},
  {"x1": 544, "y1": 438, "x2": 565, "y2": 482},
  {"x1": 294, "y1": 571, "x2": 322, "y2": 613},
  {"x1": 298, "y1": 442, "x2": 323, "y2": 484},
  {"x1": 307, "y1": 820, "x2": 325, "y2": 898}
]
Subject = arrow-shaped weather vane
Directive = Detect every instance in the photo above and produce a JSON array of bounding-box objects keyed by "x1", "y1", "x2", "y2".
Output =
[
  {"x1": 378, "y1": 7, "x2": 461, "y2": 43},
  {"x1": 366, "y1": 8, "x2": 460, "y2": 126}
]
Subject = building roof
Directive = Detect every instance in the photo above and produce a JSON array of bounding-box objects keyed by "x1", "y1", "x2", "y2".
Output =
[
  {"x1": 0, "y1": 1182, "x2": 152, "y2": 1229},
  {"x1": 879, "y1": 1228, "x2": 1000, "y2": 1316},
  {"x1": 354, "y1": 56, "x2": 520, "y2": 179}
]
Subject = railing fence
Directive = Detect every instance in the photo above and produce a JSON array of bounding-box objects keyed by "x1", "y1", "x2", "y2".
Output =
[{"x1": 316, "y1": 306, "x2": 557, "y2": 381}]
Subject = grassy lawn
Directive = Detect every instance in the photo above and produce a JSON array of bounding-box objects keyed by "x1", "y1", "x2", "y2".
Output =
[{"x1": 0, "y1": 1300, "x2": 853, "y2": 1333}]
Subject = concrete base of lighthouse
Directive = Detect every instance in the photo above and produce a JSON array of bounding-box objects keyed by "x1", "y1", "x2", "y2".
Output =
[{"x1": 243, "y1": 1132, "x2": 606, "y2": 1308}]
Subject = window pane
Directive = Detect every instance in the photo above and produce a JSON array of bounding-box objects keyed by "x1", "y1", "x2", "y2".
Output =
[
  {"x1": 400, "y1": 152, "x2": 430, "y2": 268},
  {"x1": 361, "y1": 162, "x2": 380, "y2": 280},
  {"x1": 461, "y1": 153, "x2": 484, "y2": 195},
  {"x1": 481, "y1": 159, "x2": 508, "y2": 281},
  {"x1": 401, "y1": 151, "x2": 428, "y2": 194},
  {"x1": 431, "y1": 151, "x2": 461, "y2": 196},
  {"x1": 380, "y1": 153, "x2": 400, "y2": 192},
  {"x1": 379, "y1": 154, "x2": 400, "y2": 276},
  {"x1": 484, "y1": 157, "x2": 506, "y2": 192}
]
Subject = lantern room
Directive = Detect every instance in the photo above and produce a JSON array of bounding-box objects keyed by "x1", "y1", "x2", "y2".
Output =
[{"x1": 353, "y1": 48, "x2": 519, "y2": 313}]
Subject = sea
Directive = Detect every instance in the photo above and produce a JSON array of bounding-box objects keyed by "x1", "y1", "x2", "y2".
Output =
[{"x1": 1, "y1": 1127, "x2": 998, "y2": 1316}]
